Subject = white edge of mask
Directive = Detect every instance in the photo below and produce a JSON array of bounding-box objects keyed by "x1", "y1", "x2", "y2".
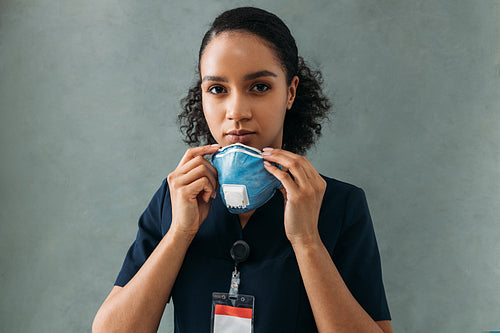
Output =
[
  {"x1": 214, "y1": 143, "x2": 263, "y2": 159},
  {"x1": 214, "y1": 148, "x2": 262, "y2": 159}
]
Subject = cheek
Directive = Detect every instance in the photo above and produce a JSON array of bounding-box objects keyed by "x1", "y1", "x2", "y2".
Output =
[
  {"x1": 267, "y1": 94, "x2": 288, "y2": 121},
  {"x1": 202, "y1": 99, "x2": 223, "y2": 137},
  {"x1": 202, "y1": 98, "x2": 215, "y2": 122}
]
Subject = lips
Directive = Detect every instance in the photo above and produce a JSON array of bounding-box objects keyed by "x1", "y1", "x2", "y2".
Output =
[
  {"x1": 226, "y1": 129, "x2": 254, "y2": 136},
  {"x1": 225, "y1": 129, "x2": 256, "y2": 144}
]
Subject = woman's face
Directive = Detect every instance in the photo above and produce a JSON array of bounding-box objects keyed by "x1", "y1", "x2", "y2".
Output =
[{"x1": 200, "y1": 31, "x2": 299, "y2": 150}]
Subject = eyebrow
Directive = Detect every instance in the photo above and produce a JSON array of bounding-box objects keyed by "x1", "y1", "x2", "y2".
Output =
[{"x1": 201, "y1": 70, "x2": 278, "y2": 83}]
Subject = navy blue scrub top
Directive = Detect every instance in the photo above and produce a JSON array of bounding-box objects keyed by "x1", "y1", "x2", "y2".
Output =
[{"x1": 115, "y1": 175, "x2": 391, "y2": 332}]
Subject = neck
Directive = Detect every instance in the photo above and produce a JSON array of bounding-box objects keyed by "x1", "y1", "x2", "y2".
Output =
[{"x1": 238, "y1": 210, "x2": 255, "y2": 229}]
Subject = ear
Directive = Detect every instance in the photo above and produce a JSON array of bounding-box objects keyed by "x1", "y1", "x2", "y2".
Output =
[{"x1": 286, "y1": 76, "x2": 299, "y2": 110}]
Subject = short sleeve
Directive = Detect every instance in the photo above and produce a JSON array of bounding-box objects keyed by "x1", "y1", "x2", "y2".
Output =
[
  {"x1": 114, "y1": 179, "x2": 168, "y2": 287},
  {"x1": 333, "y1": 187, "x2": 391, "y2": 321}
]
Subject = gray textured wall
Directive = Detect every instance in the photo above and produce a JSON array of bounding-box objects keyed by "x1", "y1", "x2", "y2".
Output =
[{"x1": 1, "y1": 1, "x2": 499, "y2": 332}]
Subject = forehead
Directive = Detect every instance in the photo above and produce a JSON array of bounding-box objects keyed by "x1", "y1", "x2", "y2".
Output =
[{"x1": 200, "y1": 31, "x2": 284, "y2": 76}]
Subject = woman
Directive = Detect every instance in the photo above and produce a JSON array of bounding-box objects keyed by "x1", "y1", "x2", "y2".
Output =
[{"x1": 93, "y1": 7, "x2": 393, "y2": 333}]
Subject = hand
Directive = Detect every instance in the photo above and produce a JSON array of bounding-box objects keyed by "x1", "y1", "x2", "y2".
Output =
[
  {"x1": 262, "y1": 148, "x2": 326, "y2": 246},
  {"x1": 167, "y1": 144, "x2": 220, "y2": 238}
]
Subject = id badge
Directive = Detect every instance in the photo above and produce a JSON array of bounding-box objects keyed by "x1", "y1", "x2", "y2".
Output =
[{"x1": 211, "y1": 292, "x2": 254, "y2": 333}]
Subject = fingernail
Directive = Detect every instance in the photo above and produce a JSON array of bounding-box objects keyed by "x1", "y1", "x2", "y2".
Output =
[
  {"x1": 262, "y1": 147, "x2": 273, "y2": 151},
  {"x1": 264, "y1": 161, "x2": 272, "y2": 167},
  {"x1": 262, "y1": 151, "x2": 271, "y2": 156},
  {"x1": 211, "y1": 144, "x2": 221, "y2": 147}
]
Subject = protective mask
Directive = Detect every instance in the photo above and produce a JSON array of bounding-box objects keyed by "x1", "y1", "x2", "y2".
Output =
[{"x1": 211, "y1": 143, "x2": 282, "y2": 214}]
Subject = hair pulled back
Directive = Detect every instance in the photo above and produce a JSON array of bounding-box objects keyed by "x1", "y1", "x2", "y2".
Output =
[{"x1": 179, "y1": 7, "x2": 331, "y2": 155}]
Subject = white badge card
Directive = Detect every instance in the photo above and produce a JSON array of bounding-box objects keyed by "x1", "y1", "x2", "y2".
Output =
[{"x1": 211, "y1": 292, "x2": 254, "y2": 333}]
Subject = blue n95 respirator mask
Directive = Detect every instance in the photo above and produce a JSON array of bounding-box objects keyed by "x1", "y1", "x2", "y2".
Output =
[{"x1": 211, "y1": 143, "x2": 282, "y2": 214}]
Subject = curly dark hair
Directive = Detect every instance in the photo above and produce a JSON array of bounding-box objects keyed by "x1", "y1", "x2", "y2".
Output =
[{"x1": 178, "y1": 7, "x2": 331, "y2": 155}]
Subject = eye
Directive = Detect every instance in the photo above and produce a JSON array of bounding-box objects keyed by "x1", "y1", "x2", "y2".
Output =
[
  {"x1": 207, "y1": 85, "x2": 226, "y2": 94},
  {"x1": 251, "y1": 83, "x2": 270, "y2": 92}
]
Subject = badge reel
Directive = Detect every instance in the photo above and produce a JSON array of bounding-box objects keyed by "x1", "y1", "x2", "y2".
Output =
[{"x1": 211, "y1": 240, "x2": 255, "y2": 333}]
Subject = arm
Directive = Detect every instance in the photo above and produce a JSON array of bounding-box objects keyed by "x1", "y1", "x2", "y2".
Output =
[
  {"x1": 92, "y1": 144, "x2": 220, "y2": 333},
  {"x1": 291, "y1": 236, "x2": 393, "y2": 333},
  {"x1": 262, "y1": 148, "x2": 393, "y2": 333},
  {"x1": 92, "y1": 229, "x2": 194, "y2": 333}
]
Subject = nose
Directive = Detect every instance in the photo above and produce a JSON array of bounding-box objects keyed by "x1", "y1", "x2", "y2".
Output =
[{"x1": 225, "y1": 92, "x2": 252, "y2": 121}]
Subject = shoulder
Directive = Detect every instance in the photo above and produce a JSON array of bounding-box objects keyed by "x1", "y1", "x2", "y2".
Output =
[
  {"x1": 149, "y1": 178, "x2": 170, "y2": 210},
  {"x1": 139, "y1": 178, "x2": 173, "y2": 236},
  {"x1": 320, "y1": 174, "x2": 359, "y2": 191},
  {"x1": 318, "y1": 174, "x2": 371, "y2": 227},
  {"x1": 320, "y1": 174, "x2": 366, "y2": 203}
]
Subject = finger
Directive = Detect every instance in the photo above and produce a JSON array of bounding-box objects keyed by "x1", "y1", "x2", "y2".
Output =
[
  {"x1": 263, "y1": 160, "x2": 299, "y2": 192},
  {"x1": 179, "y1": 154, "x2": 218, "y2": 181},
  {"x1": 270, "y1": 151, "x2": 324, "y2": 193},
  {"x1": 176, "y1": 163, "x2": 218, "y2": 196},
  {"x1": 278, "y1": 185, "x2": 287, "y2": 201},
  {"x1": 262, "y1": 148, "x2": 310, "y2": 186},
  {"x1": 263, "y1": 148, "x2": 315, "y2": 172},
  {"x1": 178, "y1": 144, "x2": 221, "y2": 168},
  {"x1": 185, "y1": 177, "x2": 215, "y2": 203},
  {"x1": 264, "y1": 148, "x2": 321, "y2": 181},
  {"x1": 169, "y1": 156, "x2": 218, "y2": 199}
]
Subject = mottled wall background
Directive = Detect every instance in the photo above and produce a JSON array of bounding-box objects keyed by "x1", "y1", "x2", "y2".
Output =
[{"x1": 1, "y1": 1, "x2": 499, "y2": 332}]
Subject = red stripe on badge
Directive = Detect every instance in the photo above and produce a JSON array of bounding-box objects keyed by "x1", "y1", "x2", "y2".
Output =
[{"x1": 214, "y1": 304, "x2": 253, "y2": 319}]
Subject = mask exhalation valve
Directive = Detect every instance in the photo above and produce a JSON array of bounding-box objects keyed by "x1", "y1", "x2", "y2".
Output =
[{"x1": 221, "y1": 184, "x2": 250, "y2": 209}]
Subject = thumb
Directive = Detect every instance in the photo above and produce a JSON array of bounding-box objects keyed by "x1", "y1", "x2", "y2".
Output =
[{"x1": 278, "y1": 185, "x2": 287, "y2": 202}]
